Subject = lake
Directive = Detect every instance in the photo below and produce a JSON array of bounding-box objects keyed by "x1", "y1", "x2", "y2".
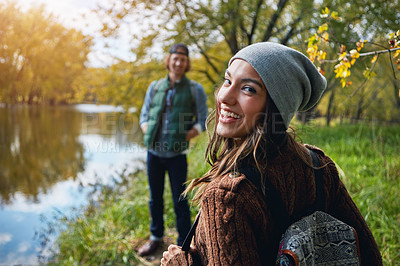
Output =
[{"x1": 0, "y1": 104, "x2": 147, "y2": 264}]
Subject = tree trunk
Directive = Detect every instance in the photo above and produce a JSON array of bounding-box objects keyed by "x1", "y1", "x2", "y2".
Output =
[
  {"x1": 355, "y1": 96, "x2": 364, "y2": 123},
  {"x1": 393, "y1": 79, "x2": 400, "y2": 110},
  {"x1": 326, "y1": 89, "x2": 335, "y2": 126}
]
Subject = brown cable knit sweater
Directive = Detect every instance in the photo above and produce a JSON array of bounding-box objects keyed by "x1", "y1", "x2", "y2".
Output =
[{"x1": 167, "y1": 144, "x2": 382, "y2": 265}]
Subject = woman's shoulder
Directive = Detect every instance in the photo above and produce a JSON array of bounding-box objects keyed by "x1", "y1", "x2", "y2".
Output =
[
  {"x1": 303, "y1": 144, "x2": 337, "y2": 168},
  {"x1": 202, "y1": 173, "x2": 264, "y2": 206},
  {"x1": 303, "y1": 144, "x2": 343, "y2": 205},
  {"x1": 205, "y1": 173, "x2": 251, "y2": 193},
  {"x1": 304, "y1": 144, "x2": 325, "y2": 155}
]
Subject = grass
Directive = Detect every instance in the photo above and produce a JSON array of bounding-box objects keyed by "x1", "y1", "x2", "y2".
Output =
[{"x1": 39, "y1": 123, "x2": 400, "y2": 265}]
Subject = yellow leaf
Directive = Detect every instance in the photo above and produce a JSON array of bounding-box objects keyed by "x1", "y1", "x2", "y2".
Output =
[
  {"x1": 350, "y1": 49, "x2": 360, "y2": 59},
  {"x1": 318, "y1": 23, "x2": 328, "y2": 33},
  {"x1": 363, "y1": 69, "x2": 370, "y2": 79},
  {"x1": 363, "y1": 68, "x2": 376, "y2": 79},
  {"x1": 334, "y1": 69, "x2": 341, "y2": 78},
  {"x1": 334, "y1": 62, "x2": 351, "y2": 79},
  {"x1": 338, "y1": 52, "x2": 347, "y2": 61},
  {"x1": 321, "y1": 7, "x2": 329, "y2": 18},
  {"x1": 322, "y1": 32, "x2": 329, "y2": 41},
  {"x1": 331, "y1": 11, "x2": 339, "y2": 20},
  {"x1": 341, "y1": 79, "x2": 346, "y2": 88},
  {"x1": 356, "y1": 41, "x2": 364, "y2": 51},
  {"x1": 318, "y1": 50, "x2": 326, "y2": 60},
  {"x1": 371, "y1": 55, "x2": 378, "y2": 63},
  {"x1": 307, "y1": 34, "x2": 319, "y2": 46},
  {"x1": 393, "y1": 49, "x2": 400, "y2": 59},
  {"x1": 307, "y1": 44, "x2": 319, "y2": 62},
  {"x1": 351, "y1": 58, "x2": 356, "y2": 65}
]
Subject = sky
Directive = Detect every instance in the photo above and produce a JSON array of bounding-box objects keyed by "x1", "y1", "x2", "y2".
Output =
[{"x1": 10, "y1": 0, "x2": 135, "y2": 67}]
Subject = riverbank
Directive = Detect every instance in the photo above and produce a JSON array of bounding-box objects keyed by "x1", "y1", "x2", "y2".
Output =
[{"x1": 41, "y1": 123, "x2": 400, "y2": 265}]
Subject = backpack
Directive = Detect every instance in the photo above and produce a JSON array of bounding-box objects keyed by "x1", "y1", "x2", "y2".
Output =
[{"x1": 182, "y1": 149, "x2": 361, "y2": 266}]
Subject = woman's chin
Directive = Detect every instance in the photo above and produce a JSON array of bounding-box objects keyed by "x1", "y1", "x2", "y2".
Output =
[
  {"x1": 216, "y1": 129, "x2": 233, "y2": 139},
  {"x1": 216, "y1": 127, "x2": 244, "y2": 139}
]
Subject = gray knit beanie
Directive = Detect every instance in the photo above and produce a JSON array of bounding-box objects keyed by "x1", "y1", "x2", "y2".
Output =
[{"x1": 229, "y1": 42, "x2": 327, "y2": 129}]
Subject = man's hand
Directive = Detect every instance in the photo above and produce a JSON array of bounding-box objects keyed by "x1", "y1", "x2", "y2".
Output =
[
  {"x1": 140, "y1": 123, "x2": 148, "y2": 134},
  {"x1": 185, "y1": 128, "x2": 199, "y2": 141}
]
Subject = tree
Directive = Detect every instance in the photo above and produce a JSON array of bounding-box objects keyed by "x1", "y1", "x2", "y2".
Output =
[{"x1": 0, "y1": 2, "x2": 92, "y2": 104}]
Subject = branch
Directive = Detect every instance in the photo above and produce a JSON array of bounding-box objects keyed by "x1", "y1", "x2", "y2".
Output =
[
  {"x1": 248, "y1": 0, "x2": 264, "y2": 44},
  {"x1": 342, "y1": 53, "x2": 380, "y2": 104},
  {"x1": 321, "y1": 47, "x2": 400, "y2": 63},
  {"x1": 261, "y1": 0, "x2": 289, "y2": 42},
  {"x1": 196, "y1": 69, "x2": 217, "y2": 85},
  {"x1": 388, "y1": 48, "x2": 398, "y2": 80},
  {"x1": 173, "y1": 2, "x2": 221, "y2": 76},
  {"x1": 279, "y1": 13, "x2": 304, "y2": 45}
]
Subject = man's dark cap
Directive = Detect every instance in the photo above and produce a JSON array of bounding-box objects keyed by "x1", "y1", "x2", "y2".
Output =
[{"x1": 169, "y1": 43, "x2": 189, "y2": 56}]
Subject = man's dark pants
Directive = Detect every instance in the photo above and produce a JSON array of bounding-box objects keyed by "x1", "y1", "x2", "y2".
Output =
[{"x1": 147, "y1": 152, "x2": 192, "y2": 246}]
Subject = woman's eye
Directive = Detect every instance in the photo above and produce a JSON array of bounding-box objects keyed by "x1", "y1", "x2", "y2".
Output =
[
  {"x1": 223, "y1": 78, "x2": 231, "y2": 86},
  {"x1": 243, "y1": 86, "x2": 257, "y2": 94}
]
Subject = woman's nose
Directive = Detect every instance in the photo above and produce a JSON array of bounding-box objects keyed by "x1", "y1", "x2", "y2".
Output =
[{"x1": 217, "y1": 85, "x2": 237, "y2": 106}]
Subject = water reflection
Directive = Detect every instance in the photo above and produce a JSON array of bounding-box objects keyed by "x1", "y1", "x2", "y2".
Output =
[
  {"x1": 0, "y1": 105, "x2": 85, "y2": 204},
  {"x1": 0, "y1": 104, "x2": 146, "y2": 264}
]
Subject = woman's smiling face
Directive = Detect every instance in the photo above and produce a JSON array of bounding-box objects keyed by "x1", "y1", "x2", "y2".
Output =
[{"x1": 216, "y1": 59, "x2": 267, "y2": 139}]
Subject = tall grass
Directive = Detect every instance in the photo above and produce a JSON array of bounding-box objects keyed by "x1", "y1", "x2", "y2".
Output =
[{"x1": 40, "y1": 123, "x2": 399, "y2": 265}]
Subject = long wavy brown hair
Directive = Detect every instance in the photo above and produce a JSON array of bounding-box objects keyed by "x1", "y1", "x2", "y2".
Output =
[{"x1": 185, "y1": 86, "x2": 311, "y2": 205}]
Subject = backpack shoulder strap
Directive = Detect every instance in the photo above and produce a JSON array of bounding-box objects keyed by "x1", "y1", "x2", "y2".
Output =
[
  {"x1": 148, "y1": 78, "x2": 165, "y2": 106},
  {"x1": 290, "y1": 149, "x2": 325, "y2": 222},
  {"x1": 189, "y1": 80, "x2": 197, "y2": 114},
  {"x1": 181, "y1": 210, "x2": 201, "y2": 251},
  {"x1": 309, "y1": 149, "x2": 325, "y2": 212}
]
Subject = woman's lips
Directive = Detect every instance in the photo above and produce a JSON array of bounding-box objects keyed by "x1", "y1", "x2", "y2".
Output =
[
  {"x1": 220, "y1": 109, "x2": 241, "y2": 118},
  {"x1": 219, "y1": 109, "x2": 242, "y2": 123}
]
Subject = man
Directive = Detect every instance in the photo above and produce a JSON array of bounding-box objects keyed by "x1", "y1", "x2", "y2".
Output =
[{"x1": 138, "y1": 43, "x2": 208, "y2": 256}]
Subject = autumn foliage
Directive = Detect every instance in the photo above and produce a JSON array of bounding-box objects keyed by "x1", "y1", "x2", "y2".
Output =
[
  {"x1": 0, "y1": 2, "x2": 92, "y2": 104},
  {"x1": 307, "y1": 8, "x2": 400, "y2": 90}
]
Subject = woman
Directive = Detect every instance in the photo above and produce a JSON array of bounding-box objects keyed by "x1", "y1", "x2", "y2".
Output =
[{"x1": 161, "y1": 42, "x2": 382, "y2": 265}]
